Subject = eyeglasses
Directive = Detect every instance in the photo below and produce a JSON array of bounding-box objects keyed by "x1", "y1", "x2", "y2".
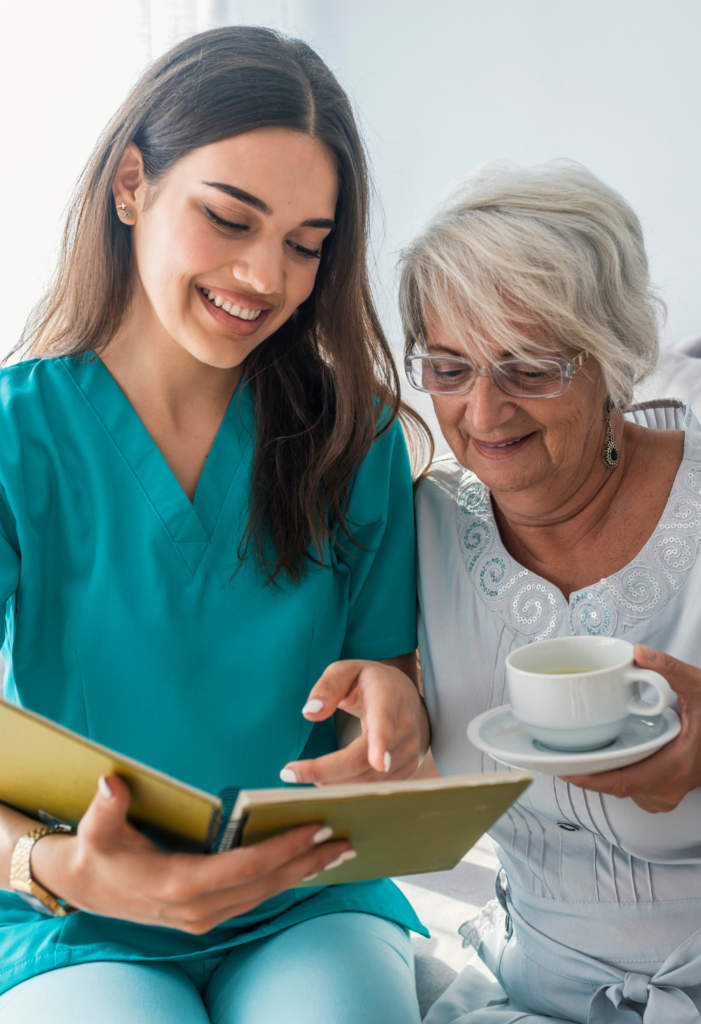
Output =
[{"x1": 404, "y1": 350, "x2": 590, "y2": 399}]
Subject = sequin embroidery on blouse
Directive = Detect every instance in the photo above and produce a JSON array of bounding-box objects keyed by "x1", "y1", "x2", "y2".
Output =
[
  {"x1": 455, "y1": 444, "x2": 701, "y2": 640},
  {"x1": 456, "y1": 478, "x2": 564, "y2": 640}
]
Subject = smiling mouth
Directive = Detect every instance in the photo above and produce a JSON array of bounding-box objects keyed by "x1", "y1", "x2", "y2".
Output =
[
  {"x1": 486, "y1": 437, "x2": 525, "y2": 448},
  {"x1": 198, "y1": 287, "x2": 264, "y2": 322},
  {"x1": 471, "y1": 433, "x2": 536, "y2": 456}
]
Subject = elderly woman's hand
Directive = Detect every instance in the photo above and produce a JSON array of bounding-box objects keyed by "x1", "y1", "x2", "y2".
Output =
[
  {"x1": 562, "y1": 644, "x2": 701, "y2": 812},
  {"x1": 280, "y1": 654, "x2": 430, "y2": 785}
]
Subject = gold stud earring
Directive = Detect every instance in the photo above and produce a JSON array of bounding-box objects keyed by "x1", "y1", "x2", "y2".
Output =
[
  {"x1": 117, "y1": 203, "x2": 132, "y2": 220},
  {"x1": 602, "y1": 397, "x2": 619, "y2": 469}
]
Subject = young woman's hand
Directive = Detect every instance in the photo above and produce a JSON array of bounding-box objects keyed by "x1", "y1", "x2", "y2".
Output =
[
  {"x1": 29, "y1": 775, "x2": 353, "y2": 933},
  {"x1": 280, "y1": 654, "x2": 430, "y2": 786},
  {"x1": 562, "y1": 644, "x2": 701, "y2": 812}
]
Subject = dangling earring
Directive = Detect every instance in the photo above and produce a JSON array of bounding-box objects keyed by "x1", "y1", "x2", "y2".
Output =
[
  {"x1": 602, "y1": 397, "x2": 619, "y2": 469},
  {"x1": 117, "y1": 203, "x2": 132, "y2": 220}
]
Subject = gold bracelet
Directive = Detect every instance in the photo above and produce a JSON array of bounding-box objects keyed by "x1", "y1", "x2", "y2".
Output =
[{"x1": 10, "y1": 827, "x2": 75, "y2": 917}]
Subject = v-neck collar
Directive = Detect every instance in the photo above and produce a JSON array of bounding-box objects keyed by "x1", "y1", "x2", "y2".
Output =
[{"x1": 61, "y1": 354, "x2": 254, "y2": 575}]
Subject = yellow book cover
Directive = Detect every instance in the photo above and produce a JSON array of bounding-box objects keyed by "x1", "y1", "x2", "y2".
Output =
[
  {"x1": 0, "y1": 699, "x2": 530, "y2": 877},
  {"x1": 228, "y1": 773, "x2": 531, "y2": 884},
  {"x1": 0, "y1": 699, "x2": 221, "y2": 850}
]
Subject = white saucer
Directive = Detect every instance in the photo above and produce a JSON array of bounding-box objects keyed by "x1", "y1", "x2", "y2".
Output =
[{"x1": 467, "y1": 704, "x2": 681, "y2": 775}]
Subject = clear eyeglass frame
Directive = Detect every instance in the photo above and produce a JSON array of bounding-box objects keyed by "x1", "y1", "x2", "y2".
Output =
[{"x1": 404, "y1": 350, "x2": 590, "y2": 399}]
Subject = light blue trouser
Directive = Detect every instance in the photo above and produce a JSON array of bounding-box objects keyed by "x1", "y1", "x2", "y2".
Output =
[{"x1": 0, "y1": 912, "x2": 421, "y2": 1024}]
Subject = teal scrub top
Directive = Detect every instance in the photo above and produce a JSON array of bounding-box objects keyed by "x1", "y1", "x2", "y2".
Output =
[{"x1": 0, "y1": 355, "x2": 427, "y2": 996}]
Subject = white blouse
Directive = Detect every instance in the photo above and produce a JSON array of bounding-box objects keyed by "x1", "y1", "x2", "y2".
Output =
[{"x1": 416, "y1": 400, "x2": 701, "y2": 1022}]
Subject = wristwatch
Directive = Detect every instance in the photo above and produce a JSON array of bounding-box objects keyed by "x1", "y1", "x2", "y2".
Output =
[{"x1": 10, "y1": 827, "x2": 76, "y2": 917}]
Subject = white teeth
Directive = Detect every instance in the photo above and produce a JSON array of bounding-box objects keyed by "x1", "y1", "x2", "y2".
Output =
[{"x1": 202, "y1": 288, "x2": 264, "y2": 320}]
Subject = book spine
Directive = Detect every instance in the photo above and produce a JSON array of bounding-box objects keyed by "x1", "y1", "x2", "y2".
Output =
[
  {"x1": 215, "y1": 812, "x2": 248, "y2": 853},
  {"x1": 210, "y1": 787, "x2": 243, "y2": 853},
  {"x1": 204, "y1": 807, "x2": 222, "y2": 854}
]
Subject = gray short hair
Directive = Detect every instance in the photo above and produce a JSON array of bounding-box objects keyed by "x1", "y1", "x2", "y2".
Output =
[{"x1": 398, "y1": 160, "x2": 664, "y2": 409}]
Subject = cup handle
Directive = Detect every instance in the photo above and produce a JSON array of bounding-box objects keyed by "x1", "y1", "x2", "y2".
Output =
[{"x1": 623, "y1": 667, "x2": 673, "y2": 716}]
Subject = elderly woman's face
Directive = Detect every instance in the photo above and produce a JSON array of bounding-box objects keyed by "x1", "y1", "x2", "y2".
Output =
[{"x1": 425, "y1": 321, "x2": 608, "y2": 497}]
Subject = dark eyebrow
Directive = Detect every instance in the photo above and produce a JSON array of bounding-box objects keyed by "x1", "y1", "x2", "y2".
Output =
[
  {"x1": 202, "y1": 182, "x2": 334, "y2": 230},
  {"x1": 300, "y1": 218, "x2": 335, "y2": 229},
  {"x1": 203, "y1": 182, "x2": 272, "y2": 215},
  {"x1": 202, "y1": 186, "x2": 335, "y2": 232}
]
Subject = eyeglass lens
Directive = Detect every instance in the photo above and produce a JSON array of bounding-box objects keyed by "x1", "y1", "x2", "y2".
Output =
[{"x1": 409, "y1": 356, "x2": 567, "y2": 397}]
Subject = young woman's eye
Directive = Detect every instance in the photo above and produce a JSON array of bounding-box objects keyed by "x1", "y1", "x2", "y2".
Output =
[
  {"x1": 203, "y1": 206, "x2": 249, "y2": 232},
  {"x1": 288, "y1": 241, "x2": 323, "y2": 260}
]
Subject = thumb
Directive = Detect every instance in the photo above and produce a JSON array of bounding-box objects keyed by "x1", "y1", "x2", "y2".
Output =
[
  {"x1": 634, "y1": 643, "x2": 664, "y2": 668},
  {"x1": 78, "y1": 773, "x2": 132, "y2": 847},
  {"x1": 634, "y1": 644, "x2": 692, "y2": 698},
  {"x1": 300, "y1": 660, "x2": 366, "y2": 722}
]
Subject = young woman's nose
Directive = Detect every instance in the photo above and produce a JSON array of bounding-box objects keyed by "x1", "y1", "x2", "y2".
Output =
[
  {"x1": 462, "y1": 373, "x2": 517, "y2": 434},
  {"x1": 231, "y1": 238, "x2": 285, "y2": 298}
]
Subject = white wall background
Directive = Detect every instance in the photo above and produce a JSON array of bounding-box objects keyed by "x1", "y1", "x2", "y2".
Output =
[{"x1": 2, "y1": 0, "x2": 701, "y2": 449}]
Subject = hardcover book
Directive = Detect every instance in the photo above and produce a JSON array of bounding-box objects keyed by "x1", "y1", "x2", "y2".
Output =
[{"x1": 0, "y1": 699, "x2": 530, "y2": 879}]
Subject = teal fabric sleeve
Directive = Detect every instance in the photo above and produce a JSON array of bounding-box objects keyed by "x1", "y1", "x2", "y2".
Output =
[
  {"x1": 0, "y1": 484, "x2": 20, "y2": 652},
  {"x1": 337, "y1": 417, "x2": 417, "y2": 660}
]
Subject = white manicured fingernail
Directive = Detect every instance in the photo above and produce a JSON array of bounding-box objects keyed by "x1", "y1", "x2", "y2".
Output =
[
  {"x1": 302, "y1": 699, "x2": 324, "y2": 715},
  {"x1": 325, "y1": 849, "x2": 357, "y2": 871},
  {"x1": 313, "y1": 825, "x2": 334, "y2": 844},
  {"x1": 98, "y1": 775, "x2": 113, "y2": 799},
  {"x1": 279, "y1": 768, "x2": 298, "y2": 784},
  {"x1": 303, "y1": 873, "x2": 319, "y2": 881},
  {"x1": 383, "y1": 752, "x2": 392, "y2": 773},
  {"x1": 311, "y1": 827, "x2": 333, "y2": 843}
]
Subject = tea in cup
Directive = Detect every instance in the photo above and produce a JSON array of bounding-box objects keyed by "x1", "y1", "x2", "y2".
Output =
[{"x1": 505, "y1": 636, "x2": 672, "y2": 751}]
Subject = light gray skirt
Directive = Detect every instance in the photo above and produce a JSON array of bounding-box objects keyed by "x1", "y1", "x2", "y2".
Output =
[{"x1": 425, "y1": 873, "x2": 701, "y2": 1024}]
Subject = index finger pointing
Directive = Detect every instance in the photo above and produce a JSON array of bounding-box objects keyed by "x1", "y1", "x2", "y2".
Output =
[{"x1": 360, "y1": 679, "x2": 400, "y2": 775}]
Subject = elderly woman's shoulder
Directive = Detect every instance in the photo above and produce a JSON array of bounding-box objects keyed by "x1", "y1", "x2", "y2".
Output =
[{"x1": 415, "y1": 454, "x2": 479, "y2": 513}]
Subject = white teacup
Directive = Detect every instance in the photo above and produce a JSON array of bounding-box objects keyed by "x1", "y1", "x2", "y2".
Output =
[{"x1": 505, "y1": 636, "x2": 673, "y2": 751}]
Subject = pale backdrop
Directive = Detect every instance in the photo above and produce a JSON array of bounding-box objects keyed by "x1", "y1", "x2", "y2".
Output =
[{"x1": 2, "y1": 0, "x2": 701, "y2": 450}]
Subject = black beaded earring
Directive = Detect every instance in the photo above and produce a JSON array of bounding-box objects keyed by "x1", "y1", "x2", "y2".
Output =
[{"x1": 602, "y1": 397, "x2": 619, "y2": 469}]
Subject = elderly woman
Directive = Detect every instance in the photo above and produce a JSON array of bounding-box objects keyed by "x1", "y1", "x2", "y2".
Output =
[{"x1": 402, "y1": 162, "x2": 701, "y2": 1023}]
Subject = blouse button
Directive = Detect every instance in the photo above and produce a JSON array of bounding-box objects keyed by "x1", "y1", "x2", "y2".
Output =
[{"x1": 557, "y1": 822, "x2": 579, "y2": 832}]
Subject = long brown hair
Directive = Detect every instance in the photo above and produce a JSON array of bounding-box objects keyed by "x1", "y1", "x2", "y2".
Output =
[{"x1": 17, "y1": 26, "x2": 432, "y2": 583}]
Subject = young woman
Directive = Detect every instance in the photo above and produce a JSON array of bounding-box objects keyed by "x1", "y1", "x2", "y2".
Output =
[{"x1": 0, "y1": 27, "x2": 430, "y2": 1023}]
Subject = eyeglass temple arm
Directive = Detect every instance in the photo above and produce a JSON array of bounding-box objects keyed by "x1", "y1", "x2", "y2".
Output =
[{"x1": 570, "y1": 351, "x2": 590, "y2": 374}]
